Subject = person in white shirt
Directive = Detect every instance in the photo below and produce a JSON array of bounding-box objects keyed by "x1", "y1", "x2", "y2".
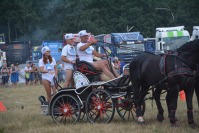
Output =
[
  {"x1": 39, "y1": 46, "x2": 57, "y2": 103},
  {"x1": 61, "y1": 33, "x2": 76, "y2": 88},
  {"x1": 24, "y1": 63, "x2": 32, "y2": 85},
  {"x1": 77, "y1": 30, "x2": 120, "y2": 80}
]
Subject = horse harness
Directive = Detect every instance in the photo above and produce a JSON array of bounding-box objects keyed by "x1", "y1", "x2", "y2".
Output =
[
  {"x1": 159, "y1": 52, "x2": 199, "y2": 79},
  {"x1": 146, "y1": 52, "x2": 199, "y2": 105}
]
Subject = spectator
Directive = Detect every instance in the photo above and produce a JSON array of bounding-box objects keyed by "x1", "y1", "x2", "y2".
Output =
[
  {"x1": 112, "y1": 57, "x2": 120, "y2": 74},
  {"x1": 1, "y1": 63, "x2": 9, "y2": 86},
  {"x1": 15, "y1": 63, "x2": 19, "y2": 83},
  {"x1": 57, "y1": 61, "x2": 63, "y2": 83},
  {"x1": 24, "y1": 63, "x2": 32, "y2": 85},
  {"x1": 29, "y1": 63, "x2": 34, "y2": 85},
  {"x1": 32, "y1": 63, "x2": 39, "y2": 85},
  {"x1": 119, "y1": 59, "x2": 126, "y2": 75},
  {"x1": 10, "y1": 64, "x2": 18, "y2": 86}
]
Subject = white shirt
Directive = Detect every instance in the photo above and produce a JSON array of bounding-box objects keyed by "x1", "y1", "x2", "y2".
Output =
[
  {"x1": 77, "y1": 42, "x2": 94, "y2": 63},
  {"x1": 61, "y1": 44, "x2": 76, "y2": 70},
  {"x1": 24, "y1": 66, "x2": 32, "y2": 72},
  {"x1": 39, "y1": 58, "x2": 56, "y2": 82}
]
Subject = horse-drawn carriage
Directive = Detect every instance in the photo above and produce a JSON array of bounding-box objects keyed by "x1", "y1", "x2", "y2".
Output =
[
  {"x1": 39, "y1": 39, "x2": 199, "y2": 127},
  {"x1": 38, "y1": 47, "x2": 146, "y2": 124}
]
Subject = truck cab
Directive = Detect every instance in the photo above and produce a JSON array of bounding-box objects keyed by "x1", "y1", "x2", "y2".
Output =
[
  {"x1": 95, "y1": 32, "x2": 145, "y2": 64},
  {"x1": 145, "y1": 26, "x2": 190, "y2": 54}
]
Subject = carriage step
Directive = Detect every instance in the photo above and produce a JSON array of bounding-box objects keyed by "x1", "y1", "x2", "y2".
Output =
[
  {"x1": 40, "y1": 104, "x2": 49, "y2": 115},
  {"x1": 111, "y1": 92, "x2": 127, "y2": 99}
]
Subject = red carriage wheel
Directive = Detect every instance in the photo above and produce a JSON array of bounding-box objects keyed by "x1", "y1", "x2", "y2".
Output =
[
  {"x1": 85, "y1": 89, "x2": 115, "y2": 123},
  {"x1": 50, "y1": 94, "x2": 80, "y2": 124}
]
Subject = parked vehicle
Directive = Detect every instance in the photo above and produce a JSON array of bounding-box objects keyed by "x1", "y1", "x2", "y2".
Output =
[
  {"x1": 95, "y1": 32, "x2": 145, "y2": 64},
  {"x1": 145, "y1": 26, "x2": 190, "y2": 53},
  {"x1": 6, "y1": 41, "x2": 32, "y2": 66},
  {"x1": 32, "y1": 46, "x2": 42, "y2": 61}
]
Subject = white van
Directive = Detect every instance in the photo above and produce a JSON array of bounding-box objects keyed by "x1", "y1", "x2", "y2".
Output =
[{"x1": 155, "y1": 26, "x2": 190, "y2": 53}]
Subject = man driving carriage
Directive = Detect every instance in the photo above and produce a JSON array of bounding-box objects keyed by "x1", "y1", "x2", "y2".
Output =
[{"x1": 77, "y1": 30, "x2": 120, "y2": 80}]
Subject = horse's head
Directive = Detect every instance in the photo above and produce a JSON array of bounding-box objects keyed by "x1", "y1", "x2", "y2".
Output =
[{"x1": 177, "y1": 40, "x2": 199, "y2": 65}]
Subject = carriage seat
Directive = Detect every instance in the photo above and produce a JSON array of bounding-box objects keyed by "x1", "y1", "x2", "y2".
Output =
[
  {"x1": 76, "y1": 61, "x2": 102, "y2": 82},
  {"x1": 77, "y1": 61, "x2": 102, "y2": 75}
]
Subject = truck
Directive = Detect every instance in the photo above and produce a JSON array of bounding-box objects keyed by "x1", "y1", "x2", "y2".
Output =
[
  {"x1": 95, "y1": 32, "x2": 145, "y2": 64},
  {"x1": 42, "y1": 40, "x2": 63, "y2": 62},
  {"x1": 144, "y1": 26, "x2": 190, "y2": 53},
  {"x1": 6, "y1": 41, "x2": 32, "y2": 66},
  {"x1": 0, "y1": 33, "x2": 6, "y2": 67},
  {"x1": 32, "y1": 46, "x2": 42, "y2": 61}
]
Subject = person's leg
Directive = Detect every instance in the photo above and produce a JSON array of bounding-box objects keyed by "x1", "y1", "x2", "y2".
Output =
[
  {"x1": 2, "y1": 76, "x2": 6, "y2": 85},
  {"x1": 51, "y1": 85, "x2": 57, "y2": 96},
  {"x1": 92, "y1": 60, "x2": 119, "y2": 79},
  {"x1": 25, "y1": 78, "x2": 29, "y2": 85},
  {"x1": 63, "y1": 69, "x2": 73, "y2": 88},
  {"x1": 30, "y1": 73, "x2": 34, "y2": 85},
  {"x1": 42, "y1": 79, "x2": 52, "y2": 102}
]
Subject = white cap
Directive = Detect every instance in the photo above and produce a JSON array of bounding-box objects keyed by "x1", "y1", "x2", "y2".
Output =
[
  {"x1": 78, "y1": 30, "x2": 90, "y2": 37},
  {"x1": 41, "y1": 46, "x2": 51, "y2": 54},
  {"x1": 64, "y1": 33, "x2": 74, "y2": 40}
]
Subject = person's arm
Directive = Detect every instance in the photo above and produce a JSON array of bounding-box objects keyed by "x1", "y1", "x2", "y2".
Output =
[
  {"x1": 24, "y1": 67, "x2": 29, "y2": 73},
  {"x1": 61, "y1": 56, "x2": 74, "y2": 64},
  {"x1": 54, "y1": 65, "x2": 58, "y2": 77},
  {"x1": 10, "y1": 68, "x2": 13, "y2": 73},
  {"x1": 61, "y1": 46, "x2": 74, "y2": 64},
  {"x1": 38, "y1": 60, "x2": 48, "y2": 73},
  {"x1": 93, "y1": 50, "x2": 106, "y2": 58},
  {"x1": 39, "y1": 66, "x2": 48, "y2": 73},
  {"x1": 79, "y1": 39, "x2": 98, "y2": 51}
]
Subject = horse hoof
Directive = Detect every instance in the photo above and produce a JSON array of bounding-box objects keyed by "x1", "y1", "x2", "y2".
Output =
[
  {"x1": 157, "y1": 114, "x2": 164, "y2": 122},
  {"x1": 137, "y1": 116, "x2": 145, "y2": 124},
  {"x1": 189, "y1": 123, "x2": 197, "y2": 129},
  {"x1": 171, "y1": 123, "x2": 177, "y2": 127}
]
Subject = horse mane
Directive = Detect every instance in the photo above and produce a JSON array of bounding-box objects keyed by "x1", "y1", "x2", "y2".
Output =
[{"x1": 177, "y1": 39, "x2": 199, "y2": 53}]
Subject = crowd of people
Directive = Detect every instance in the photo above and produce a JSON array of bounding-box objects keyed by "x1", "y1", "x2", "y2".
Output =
[
  {"x1": 0, "y1": 61, "x2": 20, "y2": 86},
  {"x1": 0, "y1": 30, "x2": 125, "y2": 104}
]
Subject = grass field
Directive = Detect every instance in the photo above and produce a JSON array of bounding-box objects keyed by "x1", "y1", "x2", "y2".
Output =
[{"x1": 0, "y1": 84, "x2": 199, "y2": 133}]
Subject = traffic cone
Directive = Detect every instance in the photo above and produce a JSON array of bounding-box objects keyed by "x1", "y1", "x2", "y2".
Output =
[
  {"x1": 179, "y1": 90, "x2": 186, "y2": 101},
  {"x1": 0, "y1": 101, "x2": 7, "y2": 112}
]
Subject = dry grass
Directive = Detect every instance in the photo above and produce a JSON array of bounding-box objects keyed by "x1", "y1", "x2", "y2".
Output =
[{"x1": 0, "y1": 84, "x2": 199, "y2": 133}]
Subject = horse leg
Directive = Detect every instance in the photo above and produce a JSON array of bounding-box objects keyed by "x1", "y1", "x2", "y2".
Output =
[
  {"x1": 194, "y1": 79, "x2": 199, "y2": 108},
  {"x1": 134, "y1": 83, "x2": 149, "y2": 124},
  {"x1": 165, "y1": 90, "x2": 171, "y2": 119},
  {"x1": 132, "y1": 82, "x2": 145, "y2": 124},
  {"x1": 154, "y1": 87, "x2": 164, "y2": 122},
  {"x1": 184, "y1": 88, "x2": 196, "y2": 128},
  {"x1": 167, "y1": 86, "x2": 179, "y2": 126}
]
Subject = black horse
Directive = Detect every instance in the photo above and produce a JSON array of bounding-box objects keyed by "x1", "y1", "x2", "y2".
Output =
[{"x1": 129, "y1": 40, "x2": 199, "y2": 127}]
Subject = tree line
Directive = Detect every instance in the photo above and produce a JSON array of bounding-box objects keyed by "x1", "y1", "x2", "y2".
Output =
[{"x1": 0, "y1": 0, "x2": 198, "y2": 45}]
